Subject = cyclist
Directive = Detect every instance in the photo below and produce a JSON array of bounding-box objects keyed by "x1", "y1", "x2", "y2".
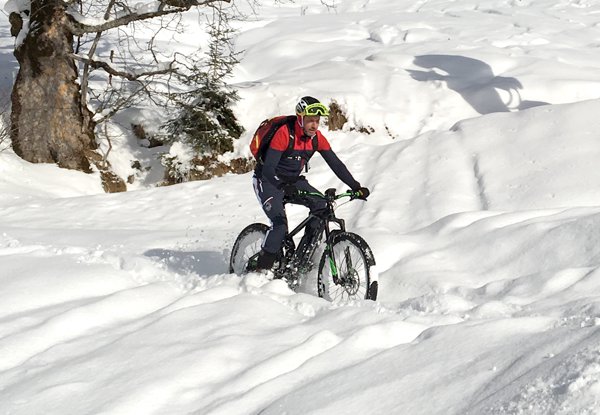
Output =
[{"x1": 250, "y1": 96, "x2": 370, "y2": 273}]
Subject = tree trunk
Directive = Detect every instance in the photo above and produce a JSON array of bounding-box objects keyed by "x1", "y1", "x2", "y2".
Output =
[{"x1": 10, "y1": 0, "x2": 96, "y2": 172}]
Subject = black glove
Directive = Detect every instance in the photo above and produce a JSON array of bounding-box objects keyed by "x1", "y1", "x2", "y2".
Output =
[
  {"x1": 279, "y1": 183, "x2": 298, "y2": 197},
  {"x1": 353, "y1": 186, "x2": 370, "y2": 200}
]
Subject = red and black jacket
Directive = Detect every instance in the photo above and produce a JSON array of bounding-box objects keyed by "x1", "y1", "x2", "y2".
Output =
[{"x1": 256, "y1": 117, "x2": 361, "y2": 191}]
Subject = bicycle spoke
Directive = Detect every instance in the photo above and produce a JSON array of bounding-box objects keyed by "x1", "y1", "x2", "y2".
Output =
[
  {"x1": 230, "y1": 224, "x2": 268, "y2": 275},
  {"x1": 319, "y1": 234, "x2": 371, "y2": 303},
  {"x1": 234, "y1": 193, "x2": 377, "y2": 302}
]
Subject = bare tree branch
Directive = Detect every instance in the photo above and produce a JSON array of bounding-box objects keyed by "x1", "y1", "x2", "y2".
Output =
[
  {"x1": 0, "y1": 112, "x2": 10, "y2": 153},
  {"x1": 80, "y1": 0, "x2": 117, "y2": 132},
  {"x1": 91, "y1": 81, "x2": 149, "y2": 125},
  {"x1": 70, "y1": 53, "x2": 177, "y2": 81},
  {"x1": 66, "y1": 0, "x2": 230, "y2": 35}
]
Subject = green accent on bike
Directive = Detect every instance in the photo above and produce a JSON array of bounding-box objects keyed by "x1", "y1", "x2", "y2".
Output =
[
  {"x1": 245, "y1": 253, "x2": 260, "y2": 272},
  {"x1": 297, "y1": 190, "x2": 355, "y2": 200},
  {"x1": 231, "y1": 187, "x2": 376, "y2": 301},
  {"x1": 328, "y1": 255, "x2": 338, "y2": 278},
  {"x1": 337, "y1": 191, "x2": 354, "y2": 200},
  {"x1": 298, "y1": 190, "x2": 324, "y2": 197}
]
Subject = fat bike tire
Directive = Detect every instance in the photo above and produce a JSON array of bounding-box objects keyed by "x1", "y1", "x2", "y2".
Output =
[
  {"x1": 229, "y1": 223, "x2": 269, "y2": 274},
  {"x1": 317, "y1": 231, "x2": 378, "y2": 302}
]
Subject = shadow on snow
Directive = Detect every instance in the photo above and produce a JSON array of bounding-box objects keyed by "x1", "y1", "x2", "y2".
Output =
[
  {"x1": 0, "y1": 26, "x2": 17, "y2": 100},
  {"x1": 407, "y1": 54, "x2": 549, "y2": 114},
  {"x1": 144, "y1": 248, "x2": 228, "y2": 277}
]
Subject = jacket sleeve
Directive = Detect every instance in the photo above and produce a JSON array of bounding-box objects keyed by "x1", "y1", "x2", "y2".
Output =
[
  {"x1": 261, "y1": 147, "x2": 284, "y2": 188},
  {"x1": 260, "y1": 124, "x2": 293, "y2": 188},
  {"x1": 320, "y1": 149, "x2": 361, "y2": 191}
]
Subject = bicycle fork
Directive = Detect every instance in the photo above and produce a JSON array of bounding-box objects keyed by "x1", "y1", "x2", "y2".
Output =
[
  {"x1": 327, "y1": 247, "x2": 340, "y2": 284},
  {"x1": 326, "y1": 243, "x2": 354, "y2": 285}
]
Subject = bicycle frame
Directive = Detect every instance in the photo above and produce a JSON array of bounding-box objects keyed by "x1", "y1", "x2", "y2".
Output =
[
  {"x1": 286, "y1": 188, "x2": 347, "y2": 244},
  {"x1": 234, "y1": 187, "x2": 375, "y2": 299},
  {"x1": 285, "y1": 204, "x2": 345, "y2": 241},
  {"x1": 279, "y1": 189, "x2": 352, "y2": 279}
]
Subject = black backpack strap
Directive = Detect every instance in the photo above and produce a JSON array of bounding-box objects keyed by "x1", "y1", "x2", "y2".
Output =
[
  {"x1": 284, "y1": 115, "x2": 296, "y2": 154},
  {"x1": 311, "y1": 135, "x2": 318, "y2": 152}
]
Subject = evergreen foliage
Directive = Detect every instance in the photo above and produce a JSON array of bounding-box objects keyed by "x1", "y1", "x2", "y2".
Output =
[
  {"x1": 159, "y1": 4, "x2": 248, "y2": 183},
  {"x1": 162, "y1": 84, "x2": 244, "y2": 154}
]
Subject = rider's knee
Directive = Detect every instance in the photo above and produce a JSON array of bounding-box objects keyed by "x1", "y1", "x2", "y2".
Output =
[{"x1": 272, "y1": 215, "x2": 288, "y2": 229}]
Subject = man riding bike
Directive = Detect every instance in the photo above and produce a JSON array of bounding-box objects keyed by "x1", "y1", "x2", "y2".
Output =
[{"x1": 250, "y1": 96, "x2": 370, "y2": 273}]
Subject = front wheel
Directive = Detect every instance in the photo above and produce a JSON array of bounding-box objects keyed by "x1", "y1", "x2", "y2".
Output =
[
  {"x1": 229, "y1": 223, "x2": 269, "y2": 274},
  {"x1": 317, "y1": 232, "x2": 378, "y2": 302}
]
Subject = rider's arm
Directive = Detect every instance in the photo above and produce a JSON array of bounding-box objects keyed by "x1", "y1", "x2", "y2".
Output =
[
  {"x1": 262, "y1": 148, "x2": 284, "y2": 187},
  {"x1": 315, "y1": 131, "x2": 361, "y2": 190},
  {"x1": 261, "y1": 126, "x2": 290, "y2": 187},
  {"x1": 320, "y1": 149, "x2": 361, "y2": 191}
]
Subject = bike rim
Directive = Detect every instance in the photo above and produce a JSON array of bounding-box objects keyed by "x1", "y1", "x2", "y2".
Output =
[
  {"x1": 232, "y1": 231, "x2": 265, "y2": 274},
  {"x1": 321, "y1": 240, "x2": 368, "y2": 302}
]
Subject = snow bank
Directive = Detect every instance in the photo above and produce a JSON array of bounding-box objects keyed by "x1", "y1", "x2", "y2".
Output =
[{"x1": 1, "y1": 0, "x2": 600, "y2": 414}]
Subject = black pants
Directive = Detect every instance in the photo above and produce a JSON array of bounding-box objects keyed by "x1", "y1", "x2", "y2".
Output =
[{"x1": 252, "y1": 174, "x2": 327, "y2": 255}]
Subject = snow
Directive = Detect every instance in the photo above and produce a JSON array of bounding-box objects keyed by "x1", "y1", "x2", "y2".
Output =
[
  {"x1": 4, "y1": 0, "x2": 29, "y2": 47},
  {"x1": 2, "y1": 0, "x2": 600, "y2": 414},
  {"x1": 3, "y1": 0, "x2": 28, "y2": 14}
]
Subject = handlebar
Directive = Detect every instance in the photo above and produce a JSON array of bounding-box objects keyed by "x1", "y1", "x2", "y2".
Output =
[{"x1": 297, "y1": 188, "x2": 364, "y2": 203}]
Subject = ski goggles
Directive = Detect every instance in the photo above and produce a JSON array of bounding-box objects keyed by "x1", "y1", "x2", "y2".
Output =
[{"x1": 302, "y1": 102, "x2": 330, "y2": 117}]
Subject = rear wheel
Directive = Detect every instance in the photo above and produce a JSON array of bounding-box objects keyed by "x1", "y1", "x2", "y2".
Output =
[
  {"x1": 317, "y1": 232, "x2": 377, "y2": 302},
  {"x1": 229, "y1": 223, "x2": 269, "y2": 274}
]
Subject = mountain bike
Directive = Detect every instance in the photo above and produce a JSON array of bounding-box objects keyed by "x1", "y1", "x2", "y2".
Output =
[{"x1": 229, "y1": 188, "x2": 378, "y2": 302}]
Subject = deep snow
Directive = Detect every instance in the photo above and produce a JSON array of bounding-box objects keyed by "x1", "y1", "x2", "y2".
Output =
[{"x1": 1, "y1": 0, "x2": 600, "y2": 414}]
